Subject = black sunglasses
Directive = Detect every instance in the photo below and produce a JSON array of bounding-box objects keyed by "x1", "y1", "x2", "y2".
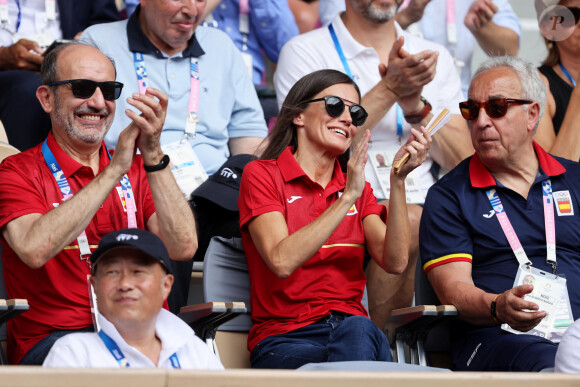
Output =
[
  {"x1": 303, "y1": 96, "x2": 368, "y2": 127},
  {"x1": 47, "y1": 79, "x2": 124, "y2": 101},
  {"x1": 459, "y1": 98, "x2": 532, "y2": 121}
]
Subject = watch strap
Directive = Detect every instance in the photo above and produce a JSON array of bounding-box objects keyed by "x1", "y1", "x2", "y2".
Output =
[
  {"x1": 144, "y1": 154, "x2": 170, "y2": 172},
  {"x1": 404, "y1": 96, "x2": 432, "y2": 124}
]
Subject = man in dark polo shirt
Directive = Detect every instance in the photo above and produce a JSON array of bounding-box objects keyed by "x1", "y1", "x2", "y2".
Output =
[{"x1": 420, "y1": 55, "x2": 580, "y2": 372}]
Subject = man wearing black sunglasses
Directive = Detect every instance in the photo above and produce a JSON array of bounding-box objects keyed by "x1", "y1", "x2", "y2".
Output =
[
  {"x1": 420, "y1": 56, "x2": 580, "y2": 372},
  {"x1": 0, "y1": 42, "x2": 196, "y2": 365}
]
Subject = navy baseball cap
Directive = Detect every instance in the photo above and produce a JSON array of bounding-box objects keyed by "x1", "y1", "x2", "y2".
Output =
[
  {"x1": 192, "y1": 154, "x2": 255, "y2": 211},
  {"x1": 90, "y1": 229, "x2": 172, "y2": 274}
]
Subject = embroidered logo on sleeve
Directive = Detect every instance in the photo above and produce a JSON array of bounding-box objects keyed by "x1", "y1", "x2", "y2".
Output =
[{"x1": 553, "y1": 190, "x2": 574, "y2": 216}]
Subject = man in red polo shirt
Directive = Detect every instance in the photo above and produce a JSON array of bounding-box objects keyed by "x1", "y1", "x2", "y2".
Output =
[{"x1": 0, "y1": 42, "x2": 196, "y2": 365}]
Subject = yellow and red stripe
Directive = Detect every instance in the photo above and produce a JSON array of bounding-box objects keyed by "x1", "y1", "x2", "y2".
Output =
[{"x1": 423, "y1": 253, "x2": 473, "y2": 274}]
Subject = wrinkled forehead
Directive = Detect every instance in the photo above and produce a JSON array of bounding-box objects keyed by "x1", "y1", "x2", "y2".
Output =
[{"x1": 468, "y1": 67, "x2": 523, "y2": 100}]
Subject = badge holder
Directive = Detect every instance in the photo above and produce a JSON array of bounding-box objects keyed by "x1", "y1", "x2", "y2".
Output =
[
  {"x1": 501, "y1": 264, "x2": 572, "y2": 342},
  {"x1": 161, "y1": 138, "x2": 208, "y2": 200}
]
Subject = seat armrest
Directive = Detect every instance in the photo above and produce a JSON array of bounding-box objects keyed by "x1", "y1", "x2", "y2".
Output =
[{"x1": 178, "y1": 302, "x2": 247, "y2": 341}]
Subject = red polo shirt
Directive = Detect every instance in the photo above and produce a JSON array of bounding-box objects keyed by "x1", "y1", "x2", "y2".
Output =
[
  {"x1": 239, "y1": 147, "x2": 386, "y2": 351},
  {"x1": 0, "y1": 133, "x2": 155, "y2": 364}
]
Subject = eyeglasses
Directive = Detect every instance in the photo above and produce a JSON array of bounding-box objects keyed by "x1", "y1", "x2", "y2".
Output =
[
  {"x1": 47, "y1": 79, "x2": 124, "y2": 101},
  {"x1": 303, "y1": 96, "x2": 368, "y2": 127},
  {"x1": 459, "y1": 98, "x2": 532, "y2": 121}
]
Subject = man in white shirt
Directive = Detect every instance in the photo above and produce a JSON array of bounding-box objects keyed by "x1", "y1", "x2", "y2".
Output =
[
  {"x1": 43, "y1": 228, "x2": 223, "y2": 369},
  {"x1": 274, "y1": 0, "x2": 473, "y2": 329}
]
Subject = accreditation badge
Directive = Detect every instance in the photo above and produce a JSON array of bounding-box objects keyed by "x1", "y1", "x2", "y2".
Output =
[
  {"x1": 161, "y1": 140, "x2": 208, "y2": 200},
  {"x1": 501, "y1": 264, "x2": 573, "y2": 342},
  {"x1": 368, "y1": 149, "x2": 426, "y2": 204}
]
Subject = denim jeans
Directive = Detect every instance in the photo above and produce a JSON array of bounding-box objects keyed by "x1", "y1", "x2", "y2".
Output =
[
  {"x1": 19, "y1": 327, "x2": 93, "y2": 365},
  {"x1": 251, "y1": 313, "x2": 392, "y2": 369}
]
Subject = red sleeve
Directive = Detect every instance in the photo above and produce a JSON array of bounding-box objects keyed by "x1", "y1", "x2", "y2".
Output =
[
  {"x1": 0, "y1": 153, "x2": 52, "y2": 229},
  {"x1": 238, "y1": 160, "x2": 284, "y2": 230},
  {"x1": 360, "y1": 182, "x2": 387, "y2": 223}
]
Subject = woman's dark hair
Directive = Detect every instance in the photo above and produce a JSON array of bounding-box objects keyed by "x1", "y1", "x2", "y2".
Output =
[{"x1": 260, "y1": 69, "x2": 361, "y2": 161}]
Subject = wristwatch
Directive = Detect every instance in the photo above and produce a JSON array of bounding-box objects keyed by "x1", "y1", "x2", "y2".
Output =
[
  {"x1": 144, "y1": 154, "x2": 170, "y2": 172},
  {"x1": 404, "y1": 96, "x2": 432, "y2": 124}
]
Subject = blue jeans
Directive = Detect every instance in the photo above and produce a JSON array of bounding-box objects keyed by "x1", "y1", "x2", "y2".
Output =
[
  {"x1": 251, "y1": 313, "x2": 392, "y2": 369},
  {"x1": 20, "y1": 327, "x2": 93, "y2": 365}
]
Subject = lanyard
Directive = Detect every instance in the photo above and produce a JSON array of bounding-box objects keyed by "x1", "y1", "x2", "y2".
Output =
[
  {"x1": 41, "y1": 140, "x2": 137, "y2": 264},
  {"x1": 486, "y1": 179, "x2": 557, "y2": 272},
  {"x1": 328, "y1": 23, "x2": 403, "y2": 134},
  {"x1": 445, "y1": 0, "x2": 456, "y2": 45},
  {"x1": 559, "y1": 63, "x2": 577, "y2": 87},
  {"x1": 0, "y1": 0, "x2": 55, "y2": 32},
  {"x1": 99, "y1": 330, "x2": 181, "y2": 368},
  {"x1": 133, "y1": 52, "x2": 200, "y2": 139},
  {"x1": 239, "y1": 0, "x2": 249, "y2": 52}
]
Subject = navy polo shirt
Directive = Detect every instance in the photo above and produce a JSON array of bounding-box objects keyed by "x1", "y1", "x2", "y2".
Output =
[{"x1": 420, "y1": 142, "x2": 580, "y2": 319}]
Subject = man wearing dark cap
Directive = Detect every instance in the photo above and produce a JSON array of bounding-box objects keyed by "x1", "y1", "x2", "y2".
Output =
[{"x1": 43, "y1": 229, "x2": 223, "y2": 369}]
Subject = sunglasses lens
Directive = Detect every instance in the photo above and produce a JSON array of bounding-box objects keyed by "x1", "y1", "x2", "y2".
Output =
[
  {"x1": 325, "y1": 96, "x2": 345, "y2": 117},
  {"x1": 350, "y1": 105, "x2": 367, "y2": 126},
  {"x1": 486, "y1": 100, "x2": 508, "y2": 118},
  {"x1": 70, "y1": 80, "x2": 97, "y2": 99},
  {"x1": 459, "y1": 102, "x2": 478, "y2": 120},
  {"x1": 100, "y1": 82, "x2": 123, "y2": 101}
]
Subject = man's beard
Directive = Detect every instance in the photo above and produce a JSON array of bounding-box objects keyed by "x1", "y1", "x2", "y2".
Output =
[
  {"x1": 52, "y1": 93, "x2": 112, "y2": 145},
  {"x1": 350, "y1": 0, "x2": 400, "y2": 24}
]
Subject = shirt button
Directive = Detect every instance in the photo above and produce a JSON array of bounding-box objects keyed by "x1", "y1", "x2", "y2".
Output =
[
  {"x1": 220, "y1": 3, "x2": 226, "y2": 8},
  {"x1": 261, "y1": 22, "x2": 267, "y2": 27},
  {"x1": 319, "y1": 193, "x2": 322, "y2": 197},
  {"x1": 226, "y1": 27, "x2": 231, "y2": 33},
  {"x1": 170, "y1": 74, "x2": 175, "y2": 79},
  {"x1": 168, "y1": 59, "x2": 173, "y2": 64}
]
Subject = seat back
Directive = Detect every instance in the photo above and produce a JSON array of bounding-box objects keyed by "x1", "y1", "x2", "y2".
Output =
[
  {"x1": 414, "y1": 258, "x2": 453, "y2": 367},
  {"x1": 203, "y1": 236, "x2": 252, "y2": 368}
]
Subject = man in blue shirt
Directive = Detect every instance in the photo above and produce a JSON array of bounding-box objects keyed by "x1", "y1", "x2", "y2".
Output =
[
  {"x1": 80, "y1": 0, "x2": 268, "y2": 313},
  {"x1": 420, "y1": 55, "x2": 580, "y2": 371}
]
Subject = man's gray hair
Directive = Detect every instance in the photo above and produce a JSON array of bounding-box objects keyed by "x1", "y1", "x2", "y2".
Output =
[{"x1": 471, "y1": 56, "x2": 546, "y2": 131}]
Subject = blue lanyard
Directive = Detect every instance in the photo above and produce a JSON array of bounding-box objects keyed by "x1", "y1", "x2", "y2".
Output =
[
  {"x1": 41, "y1": 140, "x2": 138, "y2": 260},
  {"x1": 15, "y1": 0, "x2": 21, "y2": 32},
  {"x1": 559, "y1": 63, "x2": 576, "y2": 87},
  {"x1": 99, "y1": 330, "x2": 181, "y2": 368},
  {"x1": 328, "y1": 23, "x2": 403, "y2": 136}
]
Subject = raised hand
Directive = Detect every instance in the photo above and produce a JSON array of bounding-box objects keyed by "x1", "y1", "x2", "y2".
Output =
[
  {"x1": 392, "y1": 127, "x2": 431, "y2": 179},
  {"x1": 343, "y1": 129, "x2": 371, "y2": 203},
  {"x1": 125, "y1": 87, "x2": 168, "y2": 165},
  {"x1": 464, "y1": 0, "x2": 498, "y2": 32}
]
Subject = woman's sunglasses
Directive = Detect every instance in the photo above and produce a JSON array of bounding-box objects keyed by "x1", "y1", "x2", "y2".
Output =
[
  {"x1": 47, "y1": 79, "x2": 124, "y2": 101},
  {"x1": 459, "y1": 98, "x2": 532, "y2": 121},
  {"x1": 303, "y1": 96, "x2": 368, "y2": 127}
]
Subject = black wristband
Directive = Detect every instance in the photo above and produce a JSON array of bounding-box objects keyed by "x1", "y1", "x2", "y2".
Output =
[{"x1": 144, "y1": 154, "x2": 170, "y2": 172}]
